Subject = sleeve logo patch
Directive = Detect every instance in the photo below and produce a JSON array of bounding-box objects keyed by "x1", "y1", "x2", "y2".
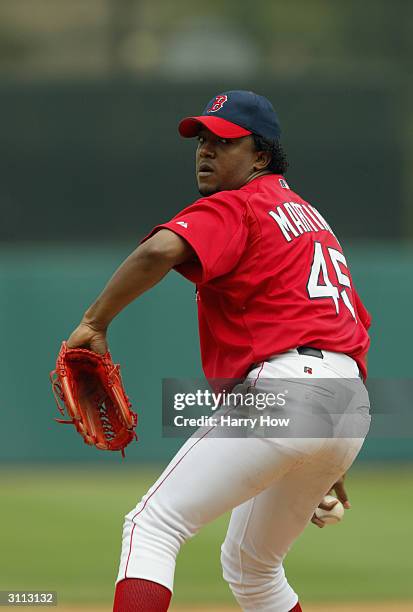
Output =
[
  {"x1": 176, "y1": 221, "x2": 188, "y2": 228},
  {"x1": 279, "y1": 178, "x2": 290, "y2": 189},
  {"x1": 207, "y1": 95, "x2": 228, "y2": 113}
]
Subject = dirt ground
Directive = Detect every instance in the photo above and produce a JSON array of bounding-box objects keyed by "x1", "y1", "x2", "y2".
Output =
[{"x1": 18, "y1": 603, "x2": 412, "y2": 611}]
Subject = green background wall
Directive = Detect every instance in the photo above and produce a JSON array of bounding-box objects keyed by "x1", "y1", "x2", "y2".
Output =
[{"x1": 1, "y1": 242, "x2": 412, "y2": 463}]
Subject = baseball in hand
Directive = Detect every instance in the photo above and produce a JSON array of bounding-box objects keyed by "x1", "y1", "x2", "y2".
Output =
[{"x1": 315, "y1": 495, "x2": 345, "y2": 525}]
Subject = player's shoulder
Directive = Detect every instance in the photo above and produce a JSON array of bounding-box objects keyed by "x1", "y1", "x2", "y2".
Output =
[{"x1": 246, "y1": 174, "x2": 303, "y2": 199}]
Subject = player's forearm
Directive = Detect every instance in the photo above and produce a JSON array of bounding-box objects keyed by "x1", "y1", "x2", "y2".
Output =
[
  {"x1": 85, "y1": 256, "x2": 167, "y2": 328},
  {"x1": 81, "y1": 231, "x2": 191, "y2": 330}
]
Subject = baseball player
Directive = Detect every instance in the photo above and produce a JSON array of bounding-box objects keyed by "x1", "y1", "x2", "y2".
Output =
[{"x1": 67, "y1": 90, "x2": 371, "y2": 611}]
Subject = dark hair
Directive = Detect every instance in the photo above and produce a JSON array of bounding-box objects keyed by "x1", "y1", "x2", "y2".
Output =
[{"x1": 253, "y1": 134, "x2": 289, "y2": 175}]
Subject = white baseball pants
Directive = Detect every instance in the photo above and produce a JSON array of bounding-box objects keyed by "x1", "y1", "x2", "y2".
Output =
[{"x1": 116, "y1": 350, "x2": 370, "y2": 612}]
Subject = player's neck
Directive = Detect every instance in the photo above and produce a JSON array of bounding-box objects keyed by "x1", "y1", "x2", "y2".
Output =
[{"x1": 245, "y1": 169, "x2": 273, "y2": 185}]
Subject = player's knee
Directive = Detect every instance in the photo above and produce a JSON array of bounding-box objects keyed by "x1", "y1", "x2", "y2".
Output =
[
  {"x1": 221, "y1": 539, "x2": 245, "y2": 586},
  {"x1": 122, "y1": 498, "x2": 189, "y2": 554},
  {"x1": 221, "y1": 539, "x2": 296, "y2": 611},
  {"x1": 221, "y1": 538, "x2": 283, "y2": 591}
]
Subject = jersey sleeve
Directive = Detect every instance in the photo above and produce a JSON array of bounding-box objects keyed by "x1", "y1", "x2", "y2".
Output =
[
  {"x1": 354, "y1": 288, "x2": 372, "y2": 329},
  {"x1": 141, "y1": 194, "x2": 249, "y2": 284}
]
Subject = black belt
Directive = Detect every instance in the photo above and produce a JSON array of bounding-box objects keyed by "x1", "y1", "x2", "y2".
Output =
[{"x1": 297, "y1": 346, "x2": 323, "y2": 359}]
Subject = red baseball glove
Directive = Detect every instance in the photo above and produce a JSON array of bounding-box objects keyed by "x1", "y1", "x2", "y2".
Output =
[{"x1": 50, "y1": 341, "x2": 137, "y2": 457}]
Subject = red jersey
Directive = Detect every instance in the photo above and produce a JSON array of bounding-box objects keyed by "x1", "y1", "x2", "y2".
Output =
[{"x1": 144, "y1": 174, "x2": 371, "y2": 380}]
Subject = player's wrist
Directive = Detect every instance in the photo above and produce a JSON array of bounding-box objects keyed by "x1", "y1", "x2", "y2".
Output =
[{"x1": 81, "y1": 310, "x2": 109, "y2": 332}]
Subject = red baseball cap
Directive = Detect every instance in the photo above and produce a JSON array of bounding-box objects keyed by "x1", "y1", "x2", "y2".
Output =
[
  {"x1": 179, "y1": 115, "x2": 251, "y2": 139},
  {"x1": 178, "y1": 90, "x2": 281, "y2": 141}
]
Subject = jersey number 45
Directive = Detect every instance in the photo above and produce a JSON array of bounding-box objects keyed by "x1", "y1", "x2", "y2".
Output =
[{"x1": 307, "y1": 242, "x2": 356, "y2": 320}]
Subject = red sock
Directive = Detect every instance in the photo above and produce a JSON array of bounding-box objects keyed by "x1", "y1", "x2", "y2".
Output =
[
  {"x1": 290, "y1": 603, "x2": 302, "y2": 612},
  {"x1": 113, "y1": 578, "x2": 172, "y2": 612}
]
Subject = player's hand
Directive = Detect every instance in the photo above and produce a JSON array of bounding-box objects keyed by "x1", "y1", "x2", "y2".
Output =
[
  {"x1": 311, "y1": 497, "x2": 339, "y2": 528},
  {"x1": 330, "y1": 473, "x2": 351, "y2": 509},
  {"x1": 311, "y1": 473, "x2": 350, "y2": 528},
  {"x1": 66, "y1": 321, "x2": 108, "y2": 355}
]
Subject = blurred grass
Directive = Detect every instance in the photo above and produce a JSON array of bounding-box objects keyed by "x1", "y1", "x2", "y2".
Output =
[{"x1": 1, "y1": 464, "x2": 412, "y2": 606}]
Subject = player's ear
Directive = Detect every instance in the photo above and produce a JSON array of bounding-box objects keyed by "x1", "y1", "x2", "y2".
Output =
[{"x1": 253, "y1": 150, "x2": 271, "y2": 171}]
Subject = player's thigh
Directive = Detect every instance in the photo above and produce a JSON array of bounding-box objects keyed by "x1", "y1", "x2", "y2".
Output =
[
  {"x1": 222, "y1": 436, "x2": 365, "y2": 567},
  {"x1": 126, "y1": 434, "x2": 306, "y2": 536}
]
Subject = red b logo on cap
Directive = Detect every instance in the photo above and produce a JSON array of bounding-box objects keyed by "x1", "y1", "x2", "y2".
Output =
[{"x1": 207, "y1": 95, "x2": 228, "y2": 113}]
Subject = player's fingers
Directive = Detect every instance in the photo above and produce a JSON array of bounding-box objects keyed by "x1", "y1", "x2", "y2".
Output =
[
  {"x1": 311, "y1": 514, "x2": 325, "y2": 528},
  {"x1": 67, "y1": 328, "x2": 89, "y2": 349},
  {"x1": 333, "y1": 481, "x2": 351, "y2": 509},
  {"x1": 318, "y1": 499, "x2": 338, "y2": 511},
  {"x1": 66, "y1": 324, "x2": 107, "y2": 354}
]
